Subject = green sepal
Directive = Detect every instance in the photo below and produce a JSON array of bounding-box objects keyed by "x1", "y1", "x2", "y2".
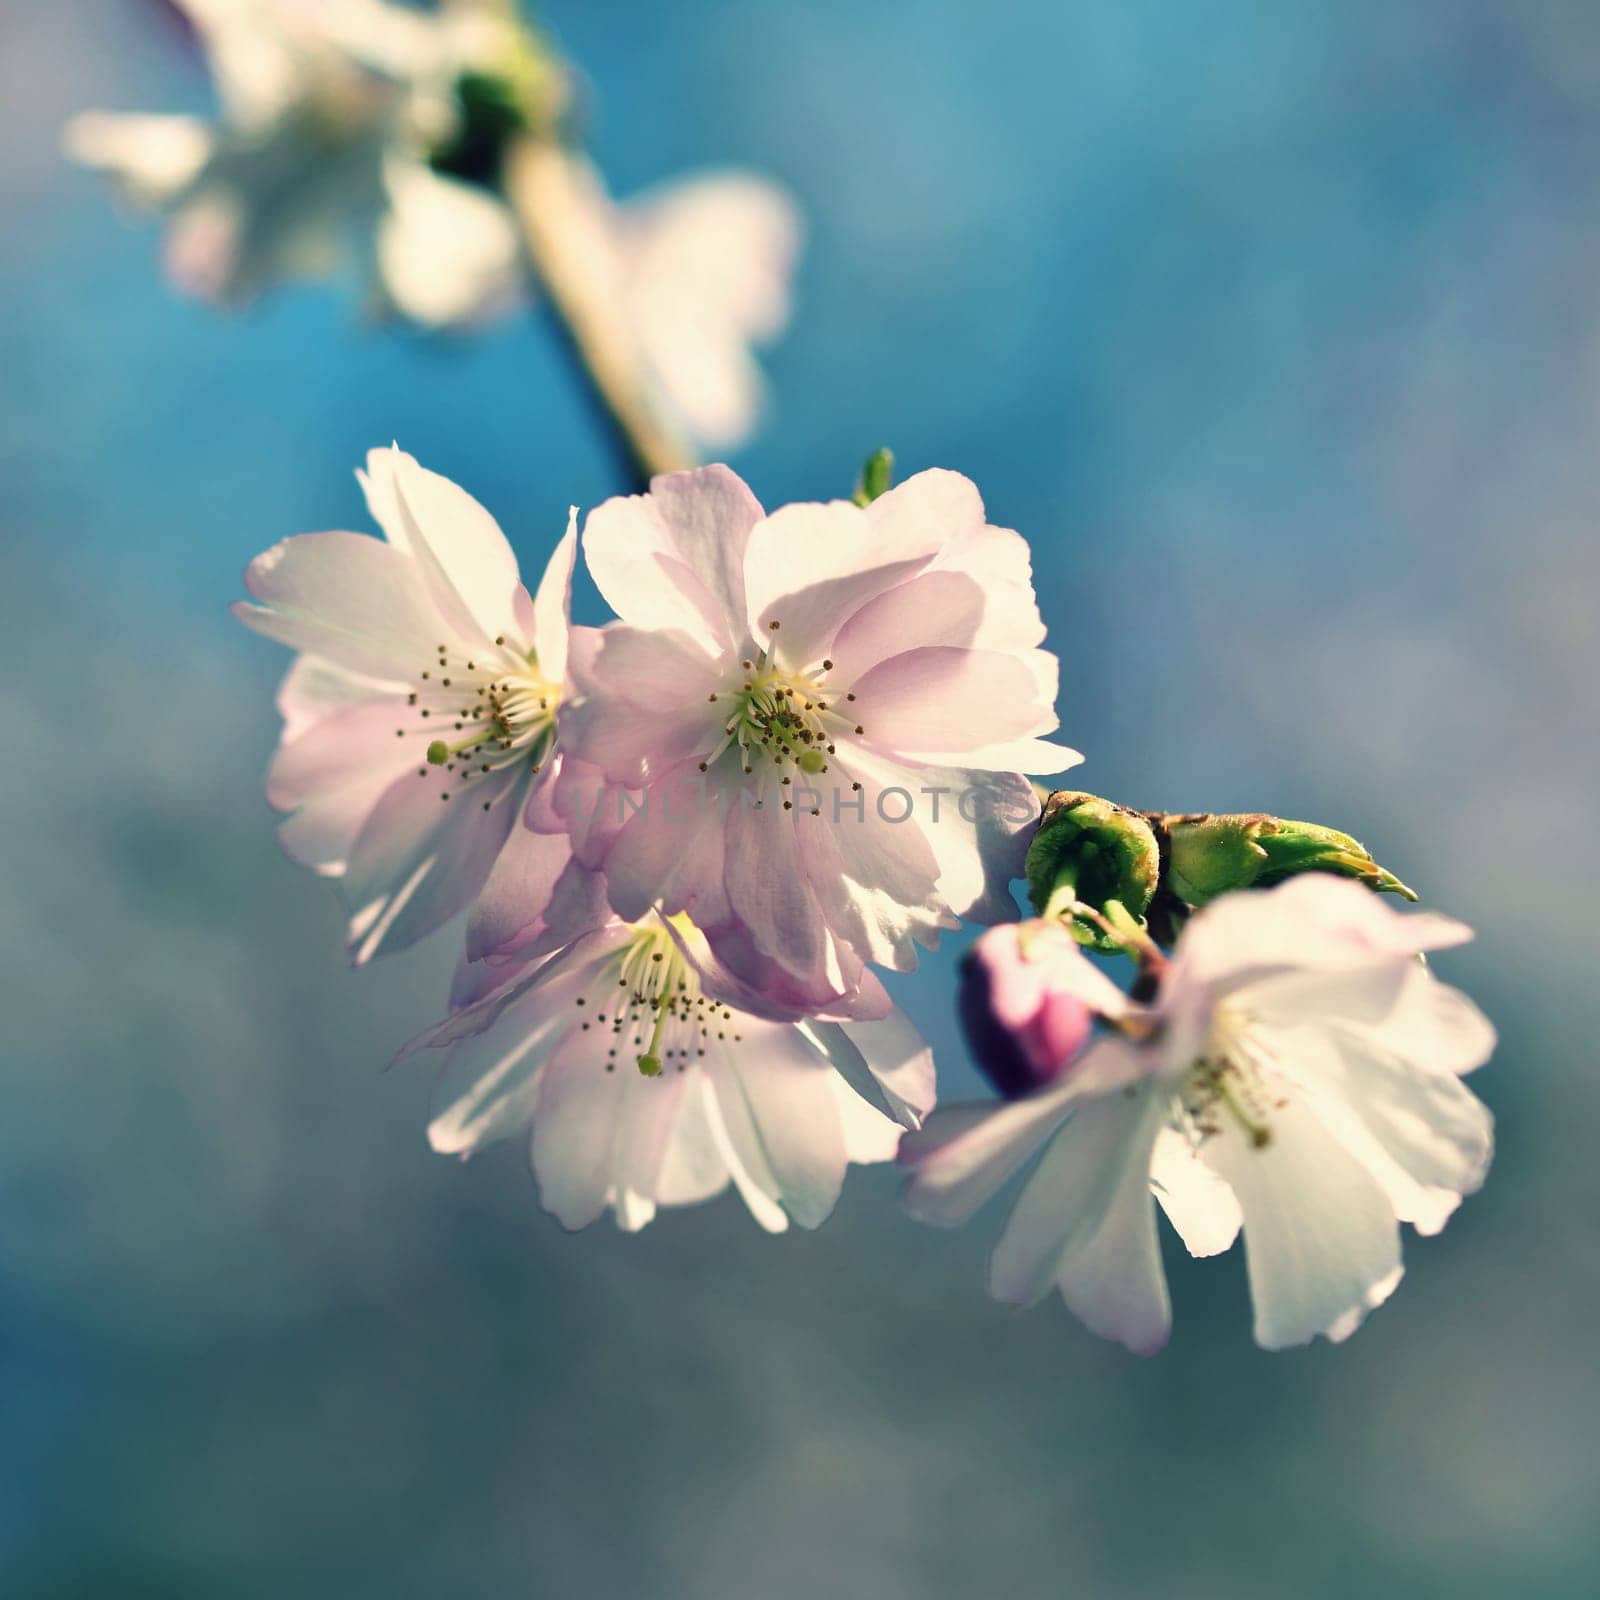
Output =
[
  {"x1": 1158, "y1": 812, "x2": 1417, "y2": 907},
  {"x1": 1025, "y1": 791, "x2": 1161, "y2": 952}
]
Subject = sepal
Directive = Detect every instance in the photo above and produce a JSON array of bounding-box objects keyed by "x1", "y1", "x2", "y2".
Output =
[
  {"x1": 1025, "y1": 791, "x2": 1161, "y2": 952},
  {"x1": 1154, "y1": 811, "x2": 1417, "y2": 907}
]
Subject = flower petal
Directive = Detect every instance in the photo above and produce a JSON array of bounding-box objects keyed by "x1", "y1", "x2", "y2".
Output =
[
  {"x1": 824, "y1": 569, "x2": 990, "y2": 685},
  {"x1": 600, "y1": 779, "x2": 734, "y2": 932},
  {"x1": 376, "y1": 157, "x2": 525, "y2": 329},
  {"x1": 360, "y1": 445, "x2": 523, "y2": 647},
  {"x1": 65, "y1": 110, "x2": 213, "y2": 205},
  {"x1": 464, "y1": 801, "x2": 579, "y2": 964},
  {"x1": 1200, "y1": 1096, "x2": 1403, "y2": 1350},
  {"x1": 529, "y1": 508, "x2": 577, "y2": 686},
  {"x1": 274, "y1": 655, "x2": 395, "y2": 743},
  {"x1": 1150, "y1": 1129, "x2": 1242, "y2": 1258},
  {"x1": 530, "y1": 1029, "x2": 631, "y2": 1230},
  {"x1": 708, "y1": 1030, "x2": 849, "y2": 1230},
  {"x1": 850, "y1": 646, "x2": 1052, "y2": 761},
  {"x1": 582, "y1": 465, "x2": 762, "y2": 646},
  {"x1": 233, "y1": 530, "x2": 448, "y2": 681},
  {"x1": 808, "y1": 1006, "x2": 936, "y2": 1132},
  {"x1": 898, "y1": 1083, "x2": 1079, "y2": 1228},
  {"x1": 621, "y1": 173, "x2": 800, "y2": 449},
  {"x1": 987, "y1": 1082, "x2": 1168, "y2": 1342},
  {"x1": 339, "y1": 764, "x2": 522, "y2": 963},
  {"x1": 863, "y1": 468, "x2": 987, "y2": 562},
  {"x1": 744, "y1": 499, "x2": 933, "y2": 667},
  {"x1": 723, "y1": 801, "x2": 835, "y2": 983},
  {"x1": 426, "y1": 991, "x2": 573, "y2": 1157},
  {"x1": 653, "y1": 1078, "x2": 735, "y2": 1209},
  {"x1": 1271, "y1": 1003, "x2": 1495, "y2": 1236}
]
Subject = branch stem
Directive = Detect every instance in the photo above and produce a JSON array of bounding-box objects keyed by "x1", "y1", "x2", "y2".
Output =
[{"x1": 502, "y1": 135, "x2": 696, "y2": 488}]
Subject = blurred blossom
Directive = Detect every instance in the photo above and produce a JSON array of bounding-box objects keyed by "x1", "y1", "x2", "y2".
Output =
[
  {"x1": 903, "y1": 877, "x2": 1496, "y2": 1354},
  {"x1": 596, "y1": 166, "x2": 803, "y2": 452},
  {"x1": 409, "y1": 910, "x2": 933, "y2": 1232},
  {"x1": 67, "y1": 0, "x2": 523, "y2": 313},
  {"x1": 232, "y1": 445, "x2": 586, "y2": 964},
  {"x1": 66, "y1": 0, "x2": 804, "y2": 451}
]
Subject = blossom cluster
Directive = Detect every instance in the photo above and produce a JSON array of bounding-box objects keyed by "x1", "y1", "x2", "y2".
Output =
[
  {"x1": 234, "y1": 446, "x2": 1495, "y2": 1351},
  {"x1": 72, "y1": 0, "x2": 1497, "y2": 1357}
]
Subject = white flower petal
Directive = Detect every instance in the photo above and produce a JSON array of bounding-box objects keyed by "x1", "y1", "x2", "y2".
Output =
[
  {"x1": 427, "y1": 1000, "x2": 569, "y2": 1157},
  {"x1": 599, "y1": 782, "x2": 734, "y2": 933},
  {"x1": 1271, "y1": 1012, "x2": 1495, "y2": 1237},
  {"x1": 1201, "y1": 1097, "x2": 1403, "y2": 1350},
  {"x1": 851, "y1": 647, "x2": 1054, "y2": 761},
  {"x1": 824, "y1": 569, "x2": 990, "y2": 685},
  {"x1": 653, "y1": 1078, "x2": 735, "y2": 1209},
  {"x1": 274, "y1": 654, "x2": 396, "y2": 743},
  {"x1": 724, "y1": 804, "x2": 836, "y2": 985},
  {"x1": 1150, "y1": 1128, "x2": 1242, "y2": 1258},
  {"x1": 863, "y1": 469, "x2": 987, "y2": 563},
  {"x1": 377, "y1": 158, "x2": 525, "y2": 329},
  {"x1": 709, "y1": 1033, "x2": 849, "y2": 1230},
  {"x1": 621, "y1": 172, "x2": 801, "y2": 450},
  {"x1": 697, "y1": 1075, "x2": 790, "y2": 1233},
  {"x1": 529, "y1": 509, "x2": 577, "y2": 687},
  {"x1": 340, "y1": 763, "x2": 522, "y2": 963},
  {"x1": 898, "y1": 1076, "x2": 1085, "y2": 1229},
  {"x1": 810, "y1": 1008, "x2": 937, "y2": 1132},
  {"x1": 907, "y1": 763, "x2": 1036, "y2": 925},
  {"x1": 582, "y1": 467, "x2": 762, "y2": 646},
  {"x1": 233, "y1": 530, "x2": 449, "y2": 681},
  {"x1": 744, "y1": 500, "x2": 931, "y2": 667},
  {"x1": 463, "y1": 803, "x2": 578, "y2": 964},
  {"x1": 988, "y1": 1084, "x2": 1168, "y2": 1338},
  {"x1": 1179, "y1": 875, "x2": 1475, "y2": 995},
  {"x1": 530, "y1": 1030, "x2": 631, "y2": 1231},
  {"x1": 582, "y1": 624, "x2": 725, "y2": 711},
  {"x1": 365, "y1": 444, "x2": 523, "y2": 647},
  {"x1": 64, "y1": 111, "x2": 213, "y2": 205},
  {"x1": 641, "y1": 465, "x2": 764, "y2": 637}
]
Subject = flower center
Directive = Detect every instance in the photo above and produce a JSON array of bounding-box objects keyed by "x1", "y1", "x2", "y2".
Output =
[
  {"x1": 576, "y1": 916, "x2": 743, "y2": 1077},
  {"x1": 702, "y1": 639, "x2": 866, "y2": 789},
  {"x1": 395, "y1": 636, "x2": 559, "y2": 807},
  {"x1": 1180, "y1": 1004, "x2": 1285, "y2": 1149}
]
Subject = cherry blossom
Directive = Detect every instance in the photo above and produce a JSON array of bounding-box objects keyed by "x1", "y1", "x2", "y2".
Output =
[
  {"x1": 233, "y1": 445, "x2": 579, "y2": 963},
  {"x1": 410, "y1": 909, "x2": 936, "y2": 1232},
  {"x1": 562, "y1": 463, "x2": 1079, "y2": 1013},
  {"x1": 901, "y1": 876, "x2": 1496, "y2": 1352}
]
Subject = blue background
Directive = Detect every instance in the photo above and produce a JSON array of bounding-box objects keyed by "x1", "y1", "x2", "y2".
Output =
[{"x1": 4, "y1": 1, "x2": 1598, "y2": 1593}]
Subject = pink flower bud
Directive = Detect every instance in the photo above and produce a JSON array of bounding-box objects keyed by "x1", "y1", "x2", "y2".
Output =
[{"x1": 958, "y1": 923, "x2": 1096, "y2": 1099}]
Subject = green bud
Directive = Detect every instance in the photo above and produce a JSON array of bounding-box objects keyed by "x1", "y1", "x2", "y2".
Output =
[
  {"x1": 796, "y1": 749, "x2": 827, "y2": 774},
  {"x1": 852, "y1": 448, "x2": 895, "y2": 506},
  {"x1": 1025, "y1": 791, "x2": 1161, "y2": 953},
  {"x1": 426, "y1": 740, "x2": 450, "y2": 766},
  {"x1": 636, "y1": 1054, "x2": 663, "y2": 1078},
  {"x1": 1156, "y1": 812, "x2": 1417, "y2": 907}
]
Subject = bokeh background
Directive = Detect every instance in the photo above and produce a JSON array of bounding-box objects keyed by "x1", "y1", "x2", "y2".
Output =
[{"x1": 4, "y1": 1, "x2": 1599, "y2": 1593}]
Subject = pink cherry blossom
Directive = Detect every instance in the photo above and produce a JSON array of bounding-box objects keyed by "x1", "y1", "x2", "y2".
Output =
[
  {"x1": 560, "y1": 464, "x2": 1080, "y2": 1014},
  {"x1": 407, "y1": 908, "x2": 937, "y2": 1232},
  {"x1": 233, "y1": 445, "x2": 580, "y2": 963},
  {"x1": 902, "y1": 876, "x2": 1496, "y2": 1353}
]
